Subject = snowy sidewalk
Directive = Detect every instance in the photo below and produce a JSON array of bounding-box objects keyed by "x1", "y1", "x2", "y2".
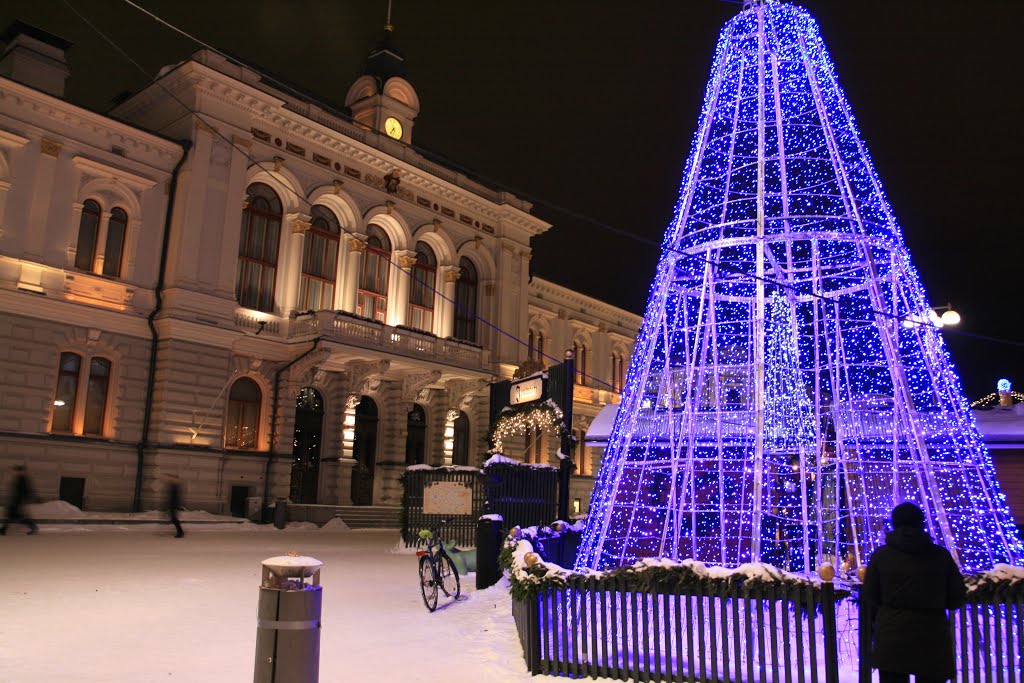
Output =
[
  {"x1": 0, "y1": 526, "x2": 562, "y2": 683},
  {"x1": 0, "y1": 499, "x2": 250, "y2": 527}
]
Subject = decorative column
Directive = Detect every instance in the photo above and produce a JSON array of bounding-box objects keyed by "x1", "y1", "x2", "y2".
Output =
[
  {"x1": 281, "y1": 213, "x2": 311, "y2": 317},
  {"x1": 341, "y1": 235, "x2": 365, "y2": 313},
  {"x1": 337, "y1": 393, "x2": 359, "y2": 505},
  {"x1": 442, "y1": 409, "x2": 458, "y2": 465},
  {"x1": 387, "y1": 249, "x2": 417, "y2": 327},
  {"x1": 438, "y1": 266, "x2": 461, "y2": 338}
]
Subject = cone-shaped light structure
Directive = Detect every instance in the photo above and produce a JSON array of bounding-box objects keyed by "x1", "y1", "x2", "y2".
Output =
[{"x1": 576, "y1": 0, "x2": 1022, "y2": 572}]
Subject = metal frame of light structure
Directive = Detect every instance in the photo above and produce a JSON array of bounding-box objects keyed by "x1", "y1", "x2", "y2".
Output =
[{"x1": 576, "y1": 0, "x2": 1021, "y2": 573}]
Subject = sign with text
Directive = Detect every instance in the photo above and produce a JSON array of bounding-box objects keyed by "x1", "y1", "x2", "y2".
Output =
[
  {"x1": 510, "y1": 376, "x2": 544, "y2": 405},
  {"x1": 423, "y1": 481, "x2": 473, "y2": 516}
]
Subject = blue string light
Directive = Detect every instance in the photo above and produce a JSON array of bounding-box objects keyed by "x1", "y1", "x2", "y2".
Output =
[{"x1": 576, "y1": 0, "x2": 1022, "y2": 573}]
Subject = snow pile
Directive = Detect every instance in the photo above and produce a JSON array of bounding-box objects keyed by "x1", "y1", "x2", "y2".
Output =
[
  {"x1": 482, "y1": 453, "x2": 557, "y2": 471},
  {"x1": 405, "y1": 463, "x2": 481, "y2": 473},
  {"x1": 319, "y1": 517, "x2": 350, "y2": 532}
]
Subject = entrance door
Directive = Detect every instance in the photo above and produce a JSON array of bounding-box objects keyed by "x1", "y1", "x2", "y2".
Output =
[
  {"x1": 290, "y1": 387, "x2": 324, "y2": 504},
  {"x1": 405, "y1": 404, "x2": 426, "y2": 465},
  {"x1": 351, "y1": 396, "x2": 378, "y2": 506}
]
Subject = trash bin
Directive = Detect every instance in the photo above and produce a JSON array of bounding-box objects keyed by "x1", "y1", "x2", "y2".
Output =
[
  {"x1": 254, "y1": 554, "x2": 323, "y2": 683},
  {"x1": 273, "y1": 499, "x2": 288, "y2": 529},
  {"x1": 476, "y1": 514, "x2": 503, "y2": 590}
]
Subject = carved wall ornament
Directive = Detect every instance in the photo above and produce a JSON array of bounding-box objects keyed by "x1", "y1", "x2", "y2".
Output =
[
  {"x1": 402, "y1": 370, "x2": 442, "y2": 402},
  {"x1": 383, "y1": 169, "x2": 401, "y2": 194},
  {"x1": 432, "y1": 219, "x2": 442, "y2": 232},
  {"x1": 292, "y1": 218, "x2": 312, "y2": 234},
  {"x1": 446, "y1": 409, "x2": 459, "y2": 423},
  {"x1": 312, "y1": 368, "x2": 328, "y2": 386},
  {"x1": 444, "y1": 378, "x2": 488, "y2": 410},
  {"x1": 397, "y1": 254, "x2": 418, "y2": 268},
  {"x1": 333, "y1": 179, "x2": 344, "y2": 194},
  {"x1": 385, "y1": 200, "x2": 396, "y2": 215},
  {"x1": 345, "y1": 394, "x2": 361, "y2": 410},
  {"x1": 558, "y1": 309, "x2": 568, "y2": 320},
  {"x1": 273, "y1": 156, "x2": 285, "y2": 172},
  {"x1": 345, "y1": 359, "x2": 390, "y2": 395},
  {"x1": 443, "y1": 268, "x2": 462, "y2": 283},
  {"x1": 348, "y1": 235, "x2": 368, "y2": 252},
  {"x1": 40, "y1": 138, "x2": 62, "y2": 158}
]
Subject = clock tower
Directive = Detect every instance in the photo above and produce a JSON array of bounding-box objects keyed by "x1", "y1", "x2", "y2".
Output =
[{"x1": 345, "y1": 21, "x2": 420, "y2": 144}]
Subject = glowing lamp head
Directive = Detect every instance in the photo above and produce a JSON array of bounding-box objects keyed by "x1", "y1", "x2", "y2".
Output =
[
  {"x1": 998, "y1": 379, "x2": 1012, "y2": 393},
  {"x1": 940, "y1": 310, "x2": 961, "y2": 326}
]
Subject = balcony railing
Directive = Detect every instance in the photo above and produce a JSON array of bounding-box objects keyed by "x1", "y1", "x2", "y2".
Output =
[{"x1": 255, "y1": 311, "x2": 489, "y2": 371}]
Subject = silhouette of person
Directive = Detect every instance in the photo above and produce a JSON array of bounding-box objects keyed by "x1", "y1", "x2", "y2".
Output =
[
  {"x1": 164, "y1": 474, "x2": 184, "y2": 538},
  {"x1": 1, "y1": 465, "x2": 39, "y2": 535},
  {"x1": 863, "y1": 502, "x2": 966, "y2": 683}
]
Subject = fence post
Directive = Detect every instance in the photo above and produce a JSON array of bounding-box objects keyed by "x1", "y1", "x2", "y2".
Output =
[
  {"x1": 820, "y1": 582, "x2": 840, "y2": 683},
  {"x1": 858, "y1": 587, "x2": 873, "y2": 683}
]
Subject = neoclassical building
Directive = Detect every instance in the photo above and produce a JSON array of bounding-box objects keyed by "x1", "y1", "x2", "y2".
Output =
[{"x1": 0, "y1": 22, "x2": 640, "y2": 517}]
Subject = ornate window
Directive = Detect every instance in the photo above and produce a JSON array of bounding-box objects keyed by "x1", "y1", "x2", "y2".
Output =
[
  {"x1": 454, "y1": 257, "x2": 478, "y2": 342},
  {"x1": 611, "y1": 352, "x2": 626, "y2": 392},
  {"x1": 225, "y1": 377, "x2": 261, "y2": 449},
  {"x1": 357, "y1": 225, "x2": 391, "y2": 322},
  {"x1": 51, "y1": 352, "x2": 112, "y2": 435},
  {"x1": 236, "y1": 183, "x2": 282, "y2": 312},
  {"x1": 102, "y1": 208, "x2": 128, "y2": 277},
  {"x1": 74, "y1": 200, "x2": 102, "y2": 272},
  {"x1": 527, "y1": 329, "x2": 535, "y2": 360},
  {"x1": 299, "y1": 205, "x2": 340, "y2": 311},
  {"x1": 407, "y1": 242, "x2": 437, "y2": 333}
]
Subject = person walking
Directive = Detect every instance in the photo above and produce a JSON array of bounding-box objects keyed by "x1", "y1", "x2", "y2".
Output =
[
  {"x1": 164, "y1": 474, "x2": 185, "y2": 538},
  {"x1": 862, "y1": 502, "x2": 966, "y2": 683},
  {"x1": 1, "y1": 465, "x2": 39, "y2": 535}
]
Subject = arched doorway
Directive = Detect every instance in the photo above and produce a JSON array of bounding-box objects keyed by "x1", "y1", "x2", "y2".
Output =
[
  {"x1": 290, "y1": 387, "x2": 323, "y2": 504},
  {"x1": 405, "y1": 404, "x2": 427, "y2": 465},
  {"x1": 351, "y1": 396, "x2": 378, "y2": 505},
  {"x1": 452, "y1": 411, "x2": 470, "y2": 466}
]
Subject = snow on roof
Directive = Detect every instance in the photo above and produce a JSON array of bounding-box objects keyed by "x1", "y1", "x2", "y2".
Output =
[{"x1": 973, "y1": 404, "x2": 1024, "y2": 441}]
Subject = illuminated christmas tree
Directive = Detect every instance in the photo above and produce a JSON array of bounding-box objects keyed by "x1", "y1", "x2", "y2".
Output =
[{"x1": 576, "y1": 0, "x2": 1022, "y2": 572}]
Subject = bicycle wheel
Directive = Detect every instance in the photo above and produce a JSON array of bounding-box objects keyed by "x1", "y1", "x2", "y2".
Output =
[
  {"x1": 419, "y1": 555, "x2": 438, "y2": 612},
  {"x1": 438, "y1": 553, "x2": 461, "y2": 601}
]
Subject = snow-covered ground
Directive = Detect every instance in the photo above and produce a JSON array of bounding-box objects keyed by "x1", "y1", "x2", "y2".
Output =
[{"x1": 0, "y1": 519, "x2": 555, "y2": 683}]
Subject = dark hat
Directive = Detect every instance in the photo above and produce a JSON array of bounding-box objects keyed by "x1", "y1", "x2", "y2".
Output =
[{"x1": 892, "y1": 502, "x2": 926, "y2": 529}]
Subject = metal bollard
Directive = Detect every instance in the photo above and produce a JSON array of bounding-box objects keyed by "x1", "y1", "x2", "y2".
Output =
[
  {"x1": 476, "y1": 514, "x2": 504, "y2": 590},
  {"x1": 254, "y1": 555, "x2": 323, "y2": 683}
]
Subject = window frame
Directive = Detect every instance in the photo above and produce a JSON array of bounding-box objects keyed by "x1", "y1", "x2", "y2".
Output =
[
  {"x1": 453, "y1": 257, "x2": 479, "y2": 342},
  {"x1": 407, "y1": 242, "x2": 437, "y2": 333},
  {"x1": 50, "y1": 351, "x2": 113, "y2": 436},
  {"x1": 74, "y1": 199, "x2": 102, "y2": 272},
  {"x1": 299, "y1": 206, "x2": 341, "y2": 311},
  {"x1": 357, "y1": 225, "x2": 391, "y2": 322},
  {"x1": 225, "y1": 377, "x2": 262, "y2": 449},
  {"x1": 236, "y1": 183, "x2": 283, "y2": 313}
]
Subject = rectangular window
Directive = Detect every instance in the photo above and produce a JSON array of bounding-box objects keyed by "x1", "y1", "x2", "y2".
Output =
[
  {"x1": 52, "y1": 352, "x2": 80, "y2": 432},
  {"x1": 83, "y1": 358, "x2": 111, "y2": 435}
]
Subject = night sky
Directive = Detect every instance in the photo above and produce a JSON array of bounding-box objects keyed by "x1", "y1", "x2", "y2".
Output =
[{"x1": 2, "y1": 1, "x2": 1022, "y2": 398}]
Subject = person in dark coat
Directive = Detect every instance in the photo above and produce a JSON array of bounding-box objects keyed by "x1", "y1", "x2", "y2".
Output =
[
  {"x1": 862, "y1": 502, "x2": 966, "y2": 683},
  {"x1": 1, "y1": 465, "x2": 39, "y2": 535},
  {"x1": 164, "y1": 474, "x2": 184, "y2": 538}
]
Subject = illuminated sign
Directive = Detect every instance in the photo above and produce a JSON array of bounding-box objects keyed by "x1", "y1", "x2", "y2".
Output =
[{"x1": 510, "y1": 377, "x2": 543, "y2": 405}]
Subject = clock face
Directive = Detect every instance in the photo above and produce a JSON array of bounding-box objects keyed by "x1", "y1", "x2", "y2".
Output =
[{"x1": 384, "y1": 117, "x2": 403, "y2": 140}]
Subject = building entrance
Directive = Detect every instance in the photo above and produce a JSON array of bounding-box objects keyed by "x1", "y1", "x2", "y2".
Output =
[
  {"x1": 351, "y1": 396, "x2": 378, "y2": 505},
  {"x1": 290, "y1": 387, "x2": 323, "y2": 504}
]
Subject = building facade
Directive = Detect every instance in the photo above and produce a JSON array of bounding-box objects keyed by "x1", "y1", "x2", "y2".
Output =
[{"x1": 0, "y1": 24, "x2": 639, "y2": 516}]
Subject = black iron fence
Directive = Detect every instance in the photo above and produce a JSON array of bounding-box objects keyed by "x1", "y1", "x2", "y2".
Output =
[
  {"x1": 401, "y1": 463, "x2": 560, "y2": 548},
  {"x1": 401, "y1": 468, "x2": 486, "y2": 548}
]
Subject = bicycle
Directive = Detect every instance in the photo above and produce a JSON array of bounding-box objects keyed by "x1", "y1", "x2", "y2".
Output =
[{"x1": 416, "y1": 523, "x2": 461, "y2": 611}]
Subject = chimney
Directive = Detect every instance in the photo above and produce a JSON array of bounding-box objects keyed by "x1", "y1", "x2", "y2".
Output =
[{"x1": 0, "y1": 21, "x2": 72, "y2": 98}]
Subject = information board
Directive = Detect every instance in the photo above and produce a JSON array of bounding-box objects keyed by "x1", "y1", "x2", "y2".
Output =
[{"x1": 423, "y1": 481, "x2": 473, "y2": 516}]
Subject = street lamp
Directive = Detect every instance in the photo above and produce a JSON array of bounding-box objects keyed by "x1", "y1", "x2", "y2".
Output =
[{"x1": 902, "y1": 303, "x2": 960, "y2": 329}]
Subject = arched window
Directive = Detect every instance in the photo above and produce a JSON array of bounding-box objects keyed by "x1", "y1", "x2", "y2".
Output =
[
  {"x1": 226, "y1": 377, "x2": 261, "y2": 449},
  {"x1": 299, "y1": 205, "x2": 340, "y2": 311},
  {"x1": 574, "y1": 343, "x2": 588, "y2": 385},
  {"x1": 527, "y1": 329, "x2": 535, "y2": 360},
  {"x1": 52, "y1": 352, "x2": 81, "y2": 432},
  {"x1": 405, "y1": 404, "x2": 427, "y2": 465},
  {"x1": 357, "y1": 225, "x2": 391, "y2": 322},
  {"x1": 575, "y1": 429, "x2": 590, "y2": 475},
  {"x1": 75, "y1": 200, "x2": 102, "y2": 272},
  {"x1": 537, "y1": 331, "x2": 545, "y2": 362},
  {"x1": 236, "y1": 183, "x2": 282, "y2": 312},
  {"x1": 611, "y1": 352, "x2": 626, "y2": 392},
  {"x1": 51, "y1": 352, "x2": 113, "y2": 435},
  {"x1": 454, "y1": 257, "x2": 478, "y2": 342},
  {"x1": 102, "y1": 208, "x2": 128, "y2": 277},
  {"x1": 452, "y1": 411, "x2": 470, "y2": 466},
  {"x1": 407, "y1": 242, "x2": 437, "y2": 333}
]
